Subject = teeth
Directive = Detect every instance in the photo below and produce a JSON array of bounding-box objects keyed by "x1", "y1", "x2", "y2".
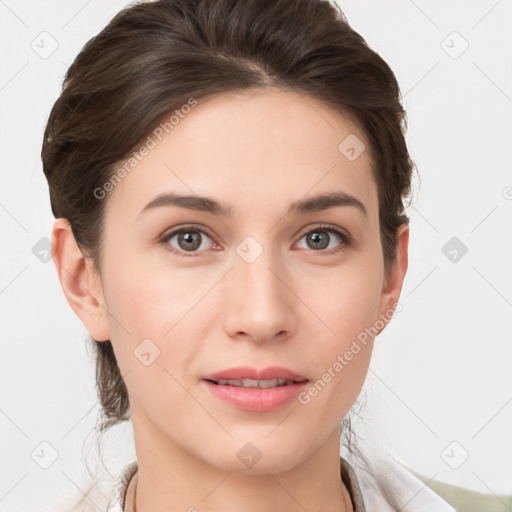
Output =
[{"x1": 216, "y1": 378, "x2": 290, "y2": 388}]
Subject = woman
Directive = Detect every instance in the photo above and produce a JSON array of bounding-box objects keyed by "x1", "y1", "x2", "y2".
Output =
[{"x1": 41, "y1": 0, "x2": 460, "y2": 510}]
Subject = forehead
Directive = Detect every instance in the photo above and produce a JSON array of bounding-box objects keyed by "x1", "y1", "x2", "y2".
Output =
[{"x1": 105, "y1": 87, "x2": 378, "y2": 223}]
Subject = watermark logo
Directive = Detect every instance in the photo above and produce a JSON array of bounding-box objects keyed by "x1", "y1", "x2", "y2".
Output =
[
  {"x1": 338, "y1": 134, "x2": 366, "y2": 162},
  {"x1": 32, "y1": 236, "x2": 53, "y2": 263},
  {"x1": 440, "y1": 441, "x2": 469, "y2": 469},
  {"x1": 31, "y1": 31, "x2": 59, "y2": 59},
  {"x1": 441, "y1": 31, "x2": 469, "y2": 60},
  {"x1": 442, "y1": 236, "x2": 468, "y2": 263},
  {"x1": 31, "y1": 441, "x2": 59, "y2": 469},
  {"x1": 237, "y1": 442, "x2": 263, "y2": 468},
  {"x1": 134, "y1": 338, "x2": 161, "y2": 366},
  {"x1": 236, "y1": 236, "x2": 264, "y2": 264}
]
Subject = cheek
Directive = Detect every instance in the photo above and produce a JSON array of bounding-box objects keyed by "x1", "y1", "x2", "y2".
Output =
[
  {"x1": 301, "y1": 293, "x2": 376, "y2": 421},
  {"x1": 100, "y1": 269, "x2": 197, "y2": 421},
  {"x1": 98, "y1": 251, "x2": 206, "y2": 398},
  {"x1": 310, "y1": 253, "x2": 383, "y2": 342},
  {"x1": 101, "y1": 244, "x2": 191, "y2": 336},
  {"x1": 301, "y1": 255, "x2": 382, "y2": 404}
]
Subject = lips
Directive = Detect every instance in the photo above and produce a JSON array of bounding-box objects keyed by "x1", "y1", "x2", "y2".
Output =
[
  {"x1": 215, "y1": 378, "x2": 295, "y2": 388},
  {"x1": 200, "y1": 367, "x2": 310, "y2": 412},
  {"x1": 202, "y1": 365, "x2": 309, "y2": 384}
]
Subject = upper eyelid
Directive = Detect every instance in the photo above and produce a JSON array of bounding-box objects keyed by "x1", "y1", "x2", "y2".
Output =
[{"x1": 161, "y1": 223, "x2": 216, "y2": 242}]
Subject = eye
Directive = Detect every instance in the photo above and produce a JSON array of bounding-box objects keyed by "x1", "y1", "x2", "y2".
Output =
[
  {"x1": 159, "y1": 223, "x2": 352, "y2": 258},
  {"x1": 159, "y1": 224, "x2": 219, "y2": 257},
  {"x1": 295, "y1": 224, "x2": 352, "y2": 255}
]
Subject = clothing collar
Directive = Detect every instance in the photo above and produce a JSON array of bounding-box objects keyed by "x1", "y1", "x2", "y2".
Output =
[{"x1": 341, "y1": 440, "x2": 457, "y2": 512}]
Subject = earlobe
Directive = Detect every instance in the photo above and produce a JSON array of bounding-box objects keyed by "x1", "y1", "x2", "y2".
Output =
[
  {"x1": 51, "y1": 218, "x2": 110, "y2": 342},
  {"x1": 377, "y1": 222, "x2": 410, "y2": 331}
]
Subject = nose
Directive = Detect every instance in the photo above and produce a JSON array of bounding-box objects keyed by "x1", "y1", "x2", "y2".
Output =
[{"x1": 223, "y1": 248, "x2": 296, "y2": 345}]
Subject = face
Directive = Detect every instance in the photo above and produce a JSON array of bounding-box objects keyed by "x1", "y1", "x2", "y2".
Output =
[{"x1": 59, "y1": 87, "x2": 408, "y2": 474}]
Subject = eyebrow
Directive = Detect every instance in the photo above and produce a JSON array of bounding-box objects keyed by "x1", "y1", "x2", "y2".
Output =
[{"x1": 138, "y1": 190, "x2": 368, "y2": 219}]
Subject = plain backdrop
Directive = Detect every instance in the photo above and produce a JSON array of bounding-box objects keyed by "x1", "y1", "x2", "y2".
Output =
[{"x1": 1, "y1": 1, "x2": 511, "y2": 511}]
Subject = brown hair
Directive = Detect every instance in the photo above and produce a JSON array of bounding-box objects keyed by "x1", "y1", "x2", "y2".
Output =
[{"x1": 42, "y1": 0, "x2": 414, "y2": 504}]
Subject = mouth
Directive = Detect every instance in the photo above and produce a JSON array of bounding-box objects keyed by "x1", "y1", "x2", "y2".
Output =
[
  {"x1": 202, "y1": 365, "x2": 309, "y2": 384},
  {"x1": 203, "y1": 378, "x2": 309, "y2": 388},
  {"x1": 200, "y1": 366, "x2": 310, "y2": 411}
]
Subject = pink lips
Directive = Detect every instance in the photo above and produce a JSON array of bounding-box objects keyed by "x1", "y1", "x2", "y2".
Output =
[
  {"x1": 201, "y1": 366, "x2": 309, "y2": 412},
  {"x1": 202, "y1": 365, "x2": 308, "y2": 382}
]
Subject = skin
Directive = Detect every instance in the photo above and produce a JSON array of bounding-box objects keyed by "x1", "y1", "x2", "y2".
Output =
[{"x1": 52, "y1": 87, "x2": 408, "y2": 512}]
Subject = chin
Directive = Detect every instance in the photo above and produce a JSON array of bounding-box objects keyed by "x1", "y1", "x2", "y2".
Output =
[{"x1": 200, "y1": 437, "x2": 305, "y2": 475}]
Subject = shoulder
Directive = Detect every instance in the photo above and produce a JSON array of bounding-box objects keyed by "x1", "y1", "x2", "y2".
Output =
[
  {"x1": 340, "y1": 440, "x2": 452, "y2": 512},
  {"x1": 407, "y1": 466, "x2": 512, "y2": 512},
  {"x1": 343, "y1": 440, "x2": 512, "y2": 512}
]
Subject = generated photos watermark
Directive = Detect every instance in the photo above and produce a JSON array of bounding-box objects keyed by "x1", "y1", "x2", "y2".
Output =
[
  {"x1": 93, "y1": 97, "x2": 198, "y2": 200},
  {"x1": 297, "y1": 302, "x2": 403, "y2": 405}
]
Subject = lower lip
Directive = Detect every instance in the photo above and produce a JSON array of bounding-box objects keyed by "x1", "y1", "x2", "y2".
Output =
[{"x1": 201, "y1": 380, "x2": 309, "y2": 412}]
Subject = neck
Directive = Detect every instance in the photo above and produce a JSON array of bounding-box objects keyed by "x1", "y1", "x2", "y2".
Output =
[{"x1": 130, "y1": 410, "x2": 353, "y2": 512}]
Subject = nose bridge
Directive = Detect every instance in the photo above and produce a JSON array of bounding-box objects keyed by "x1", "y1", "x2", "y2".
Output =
[{"x1": 224, "y1": 236, "x2": 293, "y2": 342}]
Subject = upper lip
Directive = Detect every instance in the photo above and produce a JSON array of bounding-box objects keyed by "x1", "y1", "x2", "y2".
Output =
[{"x1": 202, "y1": 366, "x2": 309, "y2": 382}]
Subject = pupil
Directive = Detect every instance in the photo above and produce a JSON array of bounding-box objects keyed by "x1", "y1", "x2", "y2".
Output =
[
  {"x1": 179, "y1": 231, "x2": 201, "y2": 251},
  {"x1": 308, "y1": 231, "x2": 329, "y2": 250}
]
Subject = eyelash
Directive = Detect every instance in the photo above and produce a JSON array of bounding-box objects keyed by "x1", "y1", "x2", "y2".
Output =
[{"x1": 158, "y1": 223, "x2": 353, "y2": 258}]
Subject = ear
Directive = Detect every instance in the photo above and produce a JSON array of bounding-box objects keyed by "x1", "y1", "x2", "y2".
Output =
[
  {"x1": 376, "y1": 222, "x2": 409, "y2": 333},
  {"x1": 51, "y1": 218, "x2": 110, "y2": 342}
]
